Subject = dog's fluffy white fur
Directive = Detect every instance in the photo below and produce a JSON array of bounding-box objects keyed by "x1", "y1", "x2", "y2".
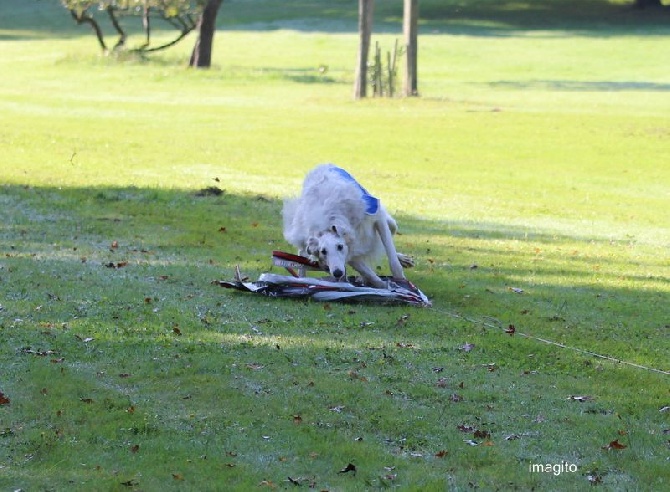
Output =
[{"x1": 283, "y1": 164, "x2": 408, "y2": 288}]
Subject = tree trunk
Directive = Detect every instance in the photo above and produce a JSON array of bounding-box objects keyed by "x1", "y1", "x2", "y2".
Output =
[
  {"x1": 189, "y1": 0, "x2": 224, "y2": 68},
  {"x1": 403, "y1": 0, "x2": 419, "y2": 97},
  {"x1": 69, "y1": 9, "x2": 107, "y2": 53},
  {"x1": 353, "y1": 0, "x2": 375, "y2": 99}
]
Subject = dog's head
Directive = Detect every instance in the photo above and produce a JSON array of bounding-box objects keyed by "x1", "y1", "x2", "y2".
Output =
[{"x1": 306, "y1": 224, "x2": 351, "y2": 280}]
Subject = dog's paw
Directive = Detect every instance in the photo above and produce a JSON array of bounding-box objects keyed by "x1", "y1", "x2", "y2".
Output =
[{"x1": 397, "y1": 253, "x2": 415, "y2": 268}]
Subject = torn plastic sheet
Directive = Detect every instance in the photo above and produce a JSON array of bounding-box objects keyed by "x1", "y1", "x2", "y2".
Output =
[{"x1": 214, "y1": 251, "x2": 431, "y2": 307}]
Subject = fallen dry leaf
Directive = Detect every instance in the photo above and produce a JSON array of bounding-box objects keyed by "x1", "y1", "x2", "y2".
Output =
[
  {"x1": 435, "y1": 450, "x2": 448, "y2": 458},
  {"x1": 130, "y1": 444, "x2": 139, "y2": 453},
  {"x1": 435, "y1": 377, "x2": 448, "y2": 388},
  {"x1": 474, "y1": 430, "x2": 491, "y2": 440},
  {"x1": 505, "y1": 324, "x2": 516, "y2": 336},
  {"x1": 602, "y1": 439, "x2": 627, "y2": 451},
  {"x1": 0, "y1": 391, "x2": 10, "y2": 405}
]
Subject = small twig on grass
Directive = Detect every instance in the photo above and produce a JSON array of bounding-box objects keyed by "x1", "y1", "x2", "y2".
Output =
[{"x1": 435, "y1": 307, "x2": 670, "y2": 376}]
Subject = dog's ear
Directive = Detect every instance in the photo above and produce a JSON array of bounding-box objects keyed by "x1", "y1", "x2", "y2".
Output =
[
  {"x1": 306, "y1": 236, "x2": 320, "y2": 256},
  {"x1": 331, "y1": 224, "x2": 353, "y2": 245}
]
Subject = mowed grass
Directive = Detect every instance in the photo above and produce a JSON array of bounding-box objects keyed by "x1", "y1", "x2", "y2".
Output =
[{"x1": 1, "y1": 1, "x2": 669, "y2": 490}]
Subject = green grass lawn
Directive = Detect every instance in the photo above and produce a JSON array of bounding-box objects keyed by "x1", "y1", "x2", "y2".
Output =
[{"x1": 1, "y1": 0, "x2": 669, "y2": 490}]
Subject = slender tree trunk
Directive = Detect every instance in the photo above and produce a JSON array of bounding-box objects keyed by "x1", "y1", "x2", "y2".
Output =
[
  {"x1": 189, "y1": 0, "x2": 224, "y2": 68},
  {"x1": 106, "y1": 7, "x2": 127, "y2": 51},
  {"x1": 69, "y1": 9, "x2": 107, "y2": 53},
  {"x1": 353, "y1": 0, "x2": 374, "y2": 99},
  {"x1": 403, "y1": 0, "x2": 419, "y2": 97}
]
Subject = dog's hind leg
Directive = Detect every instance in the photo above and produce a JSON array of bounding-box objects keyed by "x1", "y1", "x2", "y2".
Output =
[{"x1": 375, "y1": 220, "x2": 406, "y2": 280}]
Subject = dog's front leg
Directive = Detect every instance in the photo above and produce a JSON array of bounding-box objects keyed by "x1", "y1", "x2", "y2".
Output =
[
  {"x1": 348, "y1": 259, "x2": 386, "y2": 289},
  {"x1": 375, "y1": 220, "x2": 405, "y2": 280}
]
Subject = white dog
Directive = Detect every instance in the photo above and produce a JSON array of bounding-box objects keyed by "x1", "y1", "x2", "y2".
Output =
[{"x1": 282, "y1": 164, "x2": 411, "y2": 288}]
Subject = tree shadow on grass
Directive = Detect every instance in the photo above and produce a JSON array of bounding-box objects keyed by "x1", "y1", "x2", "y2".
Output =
[
  {"x1": 1, "y1": 184, "x2": 667, "y2": 374},
  {"x1": 1, "y1": 183, "x2": 668, "y2": 490},
  {"x1": 488, "y1": 80, "x2": 670, "y2": 92},
  {"x1": 3, "y1": 0, "x2": 670, "y2": 42}
]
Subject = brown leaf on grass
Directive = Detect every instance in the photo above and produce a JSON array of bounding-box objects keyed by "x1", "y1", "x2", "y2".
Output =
[
  {"x1": 396, "y1": 342, "x2": 414, "y2": 348},
  {"x1": 105, "y1": 261, "x2": 128, "y2": 269},
  {"x1": 292, "y1": 415, "x2": 303, "y2": 424},
  {"x1": 338, "y1": 463, "x2": 357, "y2": 474},
  {"x1": 126, "y1": 406, "x2": 135, "y2": 414},
  {"x1": 0, "y1": 391, "x2": 10, "y2": 405},
  {"x1": 348, "y1": 371, "x2": 368, "y2": 382},
  {"x1": 119, "y1": 373, "x2": 131, "y2": 378},
  {"x1": 435, "y1": 450, "x2": 448, "y2": 458},
  {"x1": 129, "y1": 444, "x2": 139, "y2": 453},
  {"x1": 457, "y1": 424, "x2": 476, "y2": 433},
  {"x1": 602, "y1": 439, "x2": 627, "y2": 450},
  {"x1": 587, "y1": 473, "x2": 603, "y2": 485},
  {"x1": 51, "y1": 357, "x2": 65, "y2": 364},
  {"x1": 218, "y1": 227, "x2": 227, "y2": 233},
  {"x1": 111, "y1": 240, "x2": 119, "y2": 249},
  {"x1": 474, "y1": 430, "x2": 491, "y2": 440},
  {"x1": 173, "y1": 326, "x2": 182, "y2": 336},
  {"x1": 172, "y1": 473, "x2": 184, "y2": 481},
  {"x1": 505, "y1": 324, "x2": 516, "y2": 336},
  {"x1": 435, "y1": 378, "x2": 448, "y2": 388}
]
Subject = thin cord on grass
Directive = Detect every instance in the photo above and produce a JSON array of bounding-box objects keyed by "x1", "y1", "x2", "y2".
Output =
[{"x1": 434, "y1": 307, "x2": 670, "y2": 376}]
